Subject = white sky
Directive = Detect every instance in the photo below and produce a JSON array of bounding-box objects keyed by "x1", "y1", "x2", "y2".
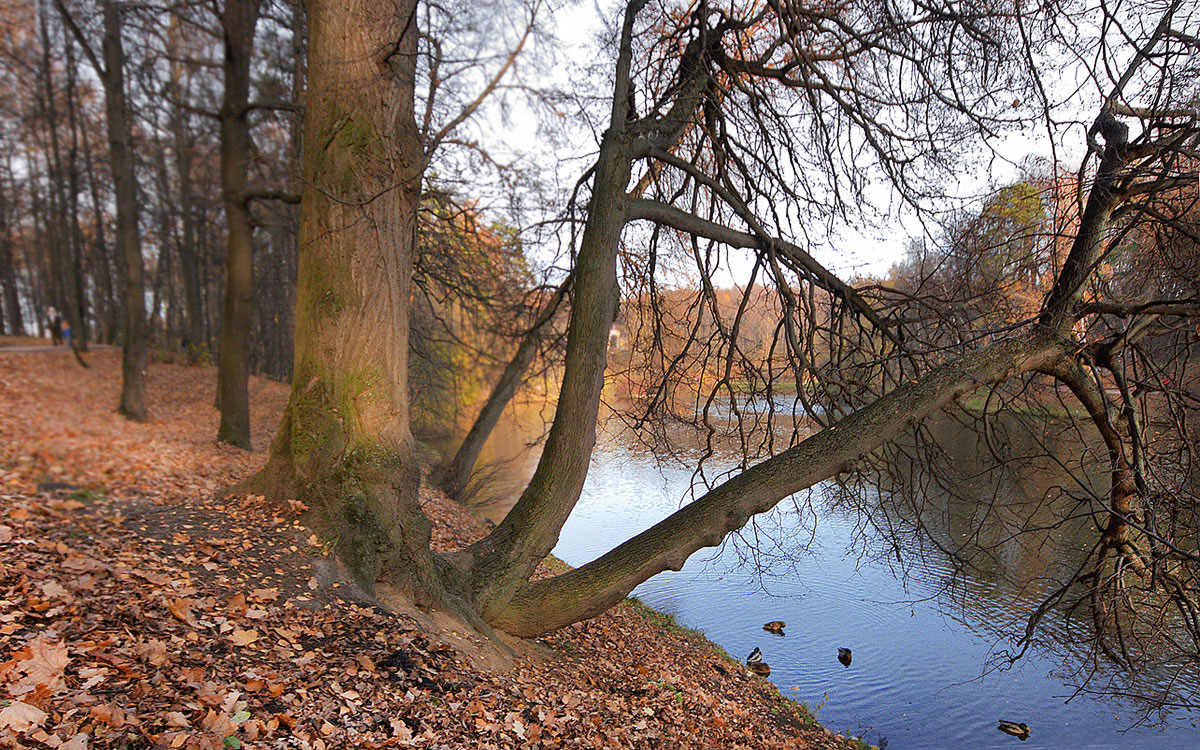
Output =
[{"x1": 486, "y1": 0, "x2": 1106, "y2": 285}]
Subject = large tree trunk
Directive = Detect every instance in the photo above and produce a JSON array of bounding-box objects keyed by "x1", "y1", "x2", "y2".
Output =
[
  {"x1": 256, "y1": 0, "x2": 478, "y2": 622},
  {"x1": 215, "y1": 0, "x2": 262, "y2": 449}
]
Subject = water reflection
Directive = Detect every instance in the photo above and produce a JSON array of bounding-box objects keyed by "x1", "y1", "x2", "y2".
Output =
[{"x1": 430, "y1": 405, "x2": 1200, "y2": 748}]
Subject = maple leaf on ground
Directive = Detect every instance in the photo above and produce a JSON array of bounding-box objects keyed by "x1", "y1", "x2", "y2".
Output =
[
  {"x1": 6, "y1": 636, "x2": 69, "y2": 695},
  {"x1": 0, "y1": 700, "x2": 48, "y2": 732}
]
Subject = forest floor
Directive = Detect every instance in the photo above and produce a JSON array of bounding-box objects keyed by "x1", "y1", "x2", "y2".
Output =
[{"x1": 0, "y1": 347, "x2": 865, "y2": 750}]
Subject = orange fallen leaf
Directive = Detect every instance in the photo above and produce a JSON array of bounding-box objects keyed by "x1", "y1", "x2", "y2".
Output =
[
  {"x1": 249, "y1": 588, "x2": 279, "y2": 602},
  {"x1": 230, "y1": 628, "x2": 260, "y2": 646},
  {"x1": 90, "y1": 703, "x2": 127, "y2": 729},
  {"x1": 226, "y1": 592, "x2": 248, "y2": 618},
  {"x1": 167, "y1": 597, "x2": 198, "y2": 626}
]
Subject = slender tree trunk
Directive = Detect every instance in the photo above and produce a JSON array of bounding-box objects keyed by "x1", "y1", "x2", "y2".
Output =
[
  {"x1": 460, "y1": 3, "x2": 644, "y2": 620},
  {"x1": 62, "y1": 33, "x2": 89, "y2": 348},
  {"x1": 0, "y1": 169, "x2": 24, "y2": 335},
  {"x1": 37, "y1": 3, "x2": 89, "y2": 350},
  {"x1": 437, "y1": 277, "x2": 568, "y2": 499},
  {"x1": 215, "y1": 0, "x2": 262, "y2": 448},
  {"x1": 100, "y1": 0, "x2": 147, "y2": 419},
  {"x1": 78, "y1": 105, "x2": 116, "y2": 343}
]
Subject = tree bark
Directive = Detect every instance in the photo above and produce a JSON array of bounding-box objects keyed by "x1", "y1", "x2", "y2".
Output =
[
  {"x1": 254, "y1": 0, "x2": 479, "y2": 621},
  {"x1": 436, "y1": 276, "x2": 569, "y2": 500},
  {"x1": 0, "y1": 168, "x2": 23, "y2": 335},
  {"x1": 215, "y1": 0, "x2": 262, "y2": 449},
  {"x1": 99, "y1": 0, "x2": 148, "y2": 419}
]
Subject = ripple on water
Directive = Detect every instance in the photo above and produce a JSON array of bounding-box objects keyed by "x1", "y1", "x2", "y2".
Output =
[{"x1": 548, "y1": 445, "x2": 1200, "y2": 750}]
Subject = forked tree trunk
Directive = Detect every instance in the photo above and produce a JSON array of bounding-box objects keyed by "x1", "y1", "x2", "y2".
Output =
[
  {"x1": 216, "y1": 0, "x2": 262, "y2": 449},
  {"x1": 257, "y1": 0, "x2": 1141, "y2": 644}
]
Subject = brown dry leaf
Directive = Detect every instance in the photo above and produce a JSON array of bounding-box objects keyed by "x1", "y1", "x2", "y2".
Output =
[
  {"x1": 137, "y1": 638, "x2": 170, "y2": 667},
  {"x1": 8, "y1": 636, "x2": 70, "y2": 695},
  {"x1": 60, "y1": 734, "x2": 90, "y2": 750},
  {"x1": 226, "y1": 592, "x2": 247, "y2": 618},
  {"x1": 132, "y1": 569, "x2": 170, "y2": 586},
  {"x1": 165, "y1": 712, "x2": 190, "y2": 728},
  {"x1": 0, "y1": 524, "x2": 13, "y2": 542},
  {"x1": 167, "y1": 597, "x2": 198, "y2": 626},
  {"x1": 47, "y1": 498, "x2": 86, "y2": 511},
  {"x1": 89, "y1": 703, "x2": 127, "y2": 729},
  {"x1": 61, "y1": 555, "x2": 100, "y2": 572},
  {"x1": 249, "y1": 588, "x2": 279, "y2": 602},
  {"x1": 0, "y1": 700, "x2": 48, "y2": 732},
  {"x1": 40, "y1": 580, "x2": 72, "y2": 600},
  {"x1": 229, "y1": 628, "x2": 259, "y2": 646},
  {"x1": 200, "y1": 709, "x2": 237, "y2": 738}
]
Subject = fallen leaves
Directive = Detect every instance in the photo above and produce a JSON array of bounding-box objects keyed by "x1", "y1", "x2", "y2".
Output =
[
  {"x1": 228, "y1": 628, "x2": 259, "y2": 647},
  {"x1": 0, "y1": 701, "x2": 47, "y2": 732},
  {"x1": 5, "y1": 636, "x2": 70, "y2": 696},
  {"x1": 166, "y1": 597, "x2": 199, "y2": 626},
  {"x1": 0, "y1": 351, "x2": 855, "y2": 750}
]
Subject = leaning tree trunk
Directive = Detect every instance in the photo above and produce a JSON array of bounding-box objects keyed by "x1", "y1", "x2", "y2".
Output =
[
  {"x1": 484, "y1": 110, "x2": 1137, "y2": 636},
  {"x1": 215, "y1": 0, "x2": 262, "y2": 449},
  {"x1": 436, "y1": 276, "x2": 569, "y2": 500}
]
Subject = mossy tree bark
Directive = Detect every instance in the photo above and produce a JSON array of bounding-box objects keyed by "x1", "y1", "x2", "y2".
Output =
[{"x1": 257, "y1": 0, "x2": 469, "y2": 615}]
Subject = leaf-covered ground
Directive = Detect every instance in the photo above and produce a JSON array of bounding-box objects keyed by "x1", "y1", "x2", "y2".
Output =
[{"x1": 1, "y1": 348, "x2": 861, "y2": 749}]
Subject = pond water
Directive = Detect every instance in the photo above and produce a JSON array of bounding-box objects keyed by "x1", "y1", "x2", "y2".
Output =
[{"x1": 440, "y1": 408, "x2": 1200, "y2": 749}]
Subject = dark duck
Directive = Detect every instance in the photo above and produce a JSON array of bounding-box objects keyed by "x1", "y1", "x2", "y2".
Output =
[
  {"x1": 837, "y1": 647, "x2": 852, "y2": 667},
  {"x1": 997, "y1": 720, "x2": 1030, "y2": 740},
  {"x1": 745, "y1": 647, "x2": 771, "y2": 677}
]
